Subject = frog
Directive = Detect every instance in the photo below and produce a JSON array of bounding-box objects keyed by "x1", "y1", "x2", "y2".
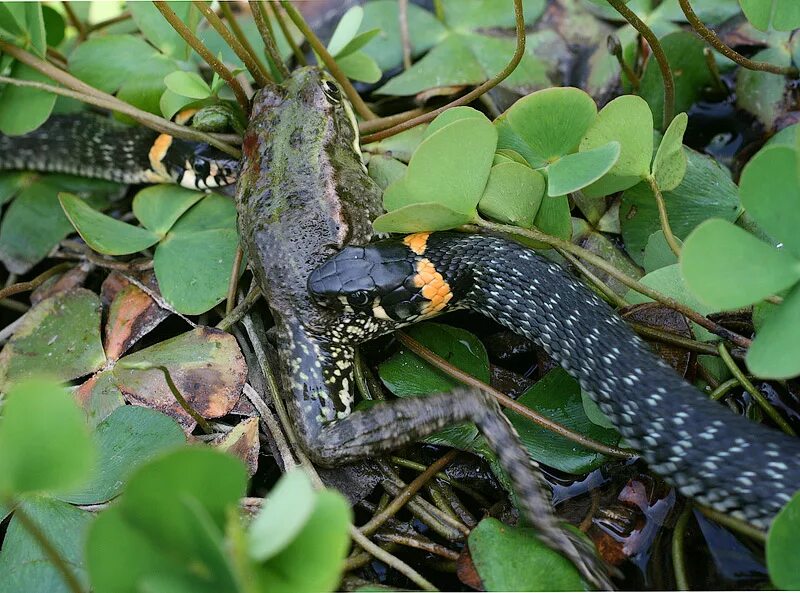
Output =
[{"x1": 235, "y1": 67, "x2": 611, "y2": 589}]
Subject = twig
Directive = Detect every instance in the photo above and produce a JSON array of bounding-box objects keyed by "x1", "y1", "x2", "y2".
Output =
[
  {"x1": 62, "y1": 1, "x2": 87, "y2": 41},
  {"x1": 472, "y1": 218, "x2": 753, "y2": 349},
  {"x1": 647, "y1": 176, "x2": 682, "y2": 257},
  {"x1": 362, "y1": 0, "x2": 526, "y2": 143},
  {"x1": 349, "y1": 527, "x2": 438, "y2": 591},
  {"x1": 377, "y1": 532, "x2": 460, "y2": 560},
  {"x1": 253, "y1": 0, "x2": 291, "y2": 81},
  {"x1": 608, "y1": 34, "x2": 640, "y2": 90},
  {"x1": 0, "y1": 263, "x2": 72, "y2": 301},
  {"x1": 87, "y1": 11, "x2": 132, "y2": 33},
  {"x1": 607, "y1": 0, "x2": 675, "y2": 128},
  {"x1": 557, "y1": 247, "x2": 629, "y2": 309},
  {"x1": 678, "y1": 0, "x2": 799, "y2": 78},
  {"x1": 153, "y1": 1, "x2": 250, "y2": 112},
  {"x1": 225, "y1": 246, "x2": 244, "y2": 315},
  {"x1": 217, "y1": 286, "x2": 261, "y2": 332},
  {"x1": 398, "y1": 0, "x2": 412, "y2": 70},
  {"x1": 242, "y1": 382, "x2": 296, "y2": 469},
  {"x1": 272, "y1": 3, "x2": 306, "y2": 66},
  {"x1": 717, "y1": 344, "x2": 795, "y2": 436},
  {"x1": 360, "y1": 450, "x2": 459, "y2": 536},
  {"x1": 672, "y1": 504, "x2": 692, "y2": 591},
  {"x1": 195, "y1": 0, "x2": 271, "y2": 86},
  {"x1": 219, "y1": 2, "x2": 271, "y2": 82},
  {"x1": 396, "y1": 331, "x2": 636, "y2": 459},
  {"x1": 359, "y1": 107, "x2": 426, "y2": 136},
  {"x1": 280, "y1": 0, "x2": 377, "y2": 120}
]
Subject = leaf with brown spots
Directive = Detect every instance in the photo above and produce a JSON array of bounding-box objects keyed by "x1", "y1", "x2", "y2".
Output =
[
  {"x1": 213, "y1": 417, "x2": 259, "y2": 477},
  {"x1": 112, "y1": 327, "x2": 246, "y2": 431},
  {"x1": 104, "y1": 284, "x2": 170, "y2": 361},
  {"x1": 74, "y1": 371, "x2": 125, "y2": 429}
]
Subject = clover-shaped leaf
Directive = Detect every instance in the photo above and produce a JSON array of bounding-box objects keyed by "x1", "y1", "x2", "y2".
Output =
[
  {"x1": 547, "y1": 141, "x2": 620, "y2": 197},
  {"x1": 478, "y1": 162, "x2": 545, "y2": 228},
  {"x1": 652, "y1": 112, "x2": 688, "y2": 191}
]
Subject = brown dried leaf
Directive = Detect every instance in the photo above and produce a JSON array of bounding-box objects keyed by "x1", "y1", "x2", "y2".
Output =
[{"x1": 213, "y1": 417, "x2": 259, "y2": 477}]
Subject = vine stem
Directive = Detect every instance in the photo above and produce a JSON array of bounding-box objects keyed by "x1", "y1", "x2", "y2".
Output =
[
  {"x1": 647, "y1": 175, "x2": 682, "y2": 257},
  {"x1": 252, "y1": 0, "x2": 291, "y2": 81},
  {"x1": 12, "y1": 503, "x2": 85, "y2": 593},
  {"x1": 0, "y1": 263, "x2": 72, "y2": 301},
  {"x1": 194, "y1": 0, "x2": 271, "y2": 87},
  {"x1": 280, "y1": 1, "x2": 377, "y2": 120},
  {"x1": 395, "y1": 331, "x2": 636, "y2": 459},
  {"x1": 361, "y1": 0, "x2": 526, "y2": 143},
  {"x1": 678, "y1": 0, "x2": 799, "y2": 78},
  {"x1": 0, "y1": 70, "x2": 241, "y2": 158},
  {"x1": 470, "y1": 218, "x2": 753, "y2": 349},
  {"x1": 672, "y1": 504, "x2": 692, "y2": 591},
  {"x1": 219, "y1": 2, "x2": 271, "y2": 82},
  {"x1": 717, "y1": 344, "x2": 795, "y2": 436},
  {"x1": 272, "y1": 3, "x2": 306, "y2": 67},
  {"x1": 153, "y1": 1, "x2": 250, "y2": 112},
  {"x1": 606, "y1": 0, "x2": 675, "y2": 129},
  {"x1": 225, "y1": 246, "x2": 244, "y2": 315}
]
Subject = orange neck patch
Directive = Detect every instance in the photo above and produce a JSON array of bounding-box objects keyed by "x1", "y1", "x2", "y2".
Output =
[
  {"x1": 403, "y1": 232, "x2": 431, "y2": 255},
  {"x1": 148, "y1": 134, "x2": 173, "y2": 181},
  {"x1": 413, "y1": 257, "x2": 453, "y2": 317}
]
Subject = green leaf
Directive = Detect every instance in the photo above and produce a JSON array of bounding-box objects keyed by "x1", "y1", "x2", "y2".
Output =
[
  {"x1": 0, "y1": 379, "x2": 94, "y2": 495},
  {"x1": 0, "y1": 497, "x2": 92, "y2": 593},
  {"x1": 159, "y1": 89, "x2": 200, "y2": 121},
  {"x1": 639, "y1": 31, "x2": 715, "y2": 129},
  {"x1": 621, "y1": 148, "x2": 741, "y2": 265},
  {"x1": 737, "y1": 46, "x2": 793, "y2": 128},
  {"x1": 478, "y1": 162, "x2": 545, "y2": 228},
  {"x1": 41, "y1": 6, "x2": 65, "y2": 47},
  {"x1": 468, "y1": 518, "x2": 586, "y2": 591},
  {"x1": 442, "y1": 0, "x2": 546, "y2": 28},
  {"x1": 129, "y1": 1, "x2": 196, "y2": 60},
  {"x1": 58, "y1": 406, "x2": 186, "y2": 505},
  {"x1": 579, "y1": 94, "x2": 653, "y2": 197},
  {"x1": 337, "y1": 28, "x2": 382, "y2": 59},
  {"x1": 495, "y1": 87, "x2": 598, "y2": 168},
  {"x1": 652, "y1": 112, "x2": 688, "y2": 191},
  {"x1": 153, "y1": 195, "x2": 239, "y2": 315},
  {"x1": 643, "y1": 230, "x2": 681, "y2": 273},
  {"x1": 60, "y1": 193, "x2": 160, "y2": 256},
  {"x1": 337, "y1": 51, "x2": 382, "y2": 84},
  {"x1": 394, "y1": 116, "x2": 497, "y2": 214},
  {"x1": 132, "y1": 185, "x2": 205, "y2": 236},
  {"x1": 69, "y1": 35, "x2": 160, "y2": 93},
  {"x1": 531, "y1": 194, "x2": 572, "y2": 245},
  {"x1": 372, "y1": 202, "x2": 474, "y2": 233},
  {"x1": 739, "y1": 145, "x2": 800, "y2": 259},
  {"x1": 380, "y1": 323, "x2": 490, "y2": 396},
  {"x1": 0, "y1": 62, "x2": 56, "y2": 135},
  {"x1": 327, "y1": 6, "x2": 364, "y2": 56},
  {"x1": 248, "y1": 470, "x2": 317, "y2": 561},
  {"x1": 164, "y1": 71, "x2": 212, "y2": 100},
  {"x1": 747, "y1": 283, "x2": 800, "y2": 379},
  {"x1": 505, "y1": 369, "x2": 621, "y2": 474},
  {"x1": 767, "y1": 489, "x2": 800, "y2": 588},
  {"x1": 547, "y1": 141, "x2": 620, "y2": 196},
  {"x1": 424, "y1": 106, "x2": 487, "y2": 140},
  {"x1": 0, "y1": 289, "x2": 106, "y2": 391},
  {"x1": 255, "y1": 490, "x2": 352, "y2": 593},
  {"x1": 681, "y1": 219, "x2": 800, "y2": 310},
  {"x1": 740, "y1": 0, "x2": 800, "y2": 31},
  {"x1": 367, "y1": 155, "x2": 407, "y2": 190}
]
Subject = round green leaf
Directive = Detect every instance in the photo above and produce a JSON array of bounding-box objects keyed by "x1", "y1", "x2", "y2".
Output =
[
  {"x1": 337, "y1": 51, "x2": 382, "y2": 84},
  {"x1": 60, "y1": 193, "x2": 159, "y2": 256},
  {"x1": 164, "y1": 71, "x2": 212, "y2": 100},
  {"x1": 478, "y1": 162, "x2": 545, "y2": 228},
  {"x1": 327, "y1": 6, "x2": 364, "y2": 56},
  {"x1": 504, "y1": 369, "x2": 620, "y2": 474},
  {"x1": 737, "y1": 46, "x2": 793, "y2": 129},
  {"x1": 547, "y1": 141, "x2": 620, "y2": 197},
  {"x1": 529, "y1": 194, "x2": 571, "y2": 247},
  {"x1": 0, "y1": 62, "x2": 56, "y2": 135},
  {"x1": 579, "y1": 94, "x2": 653, "y2": 197},
  {"x1": 423, "y1": 106, "x2": 487, "y2": 140},
  {"x1": 0, "y1": 498, "x2": 92, "y2": 593},
  {"x1": 681, "y1": 219, "x2": 800, "y2": 310},
  {"x1": 468, "y1": 518, "x2": 586, "y2": 591},
  {"x1": 129, "y1": 1, "x2": 196, "y2": 60},
  {"x1": 643, "y1": 230, "x2": 680, "y2": 273},
  {"x1": 69, "y1": 35, "x2": 160, "y2": 93},
  {"x1": 739, "y1": 145, "x2": 800, "y2": 259},
  {"x1": 58, "y1": 406, "x2": 186, "y2": 505},
  {"x1": 248, "y1": 470, "x2": 317, "y2": 561},
  {"x1": 0, "y1": 289, "x2": 106, "y2": 391},
  {"x1": 0, "y1": 379, "x2": 95, "y2": 495},
  {"x1": 132, "y1": 185, "x2": 205, "y2": 236},
  {"x1": 652, "y1": 112, "x2": 688, "y2": 191},
  {"x1": 747, "y1": 282, "x2": 800, "y2": 379},
  {"x1": 767, "y1": 490, "x2": 800, "y2": 589},
  {"x1": 740, "y1": 0, "x2": 800, "y2": 31},
  {"x1": 372, "y1": 202, "x2": 475, "y2": 234},
  {"x1": 496, "y1": 87, "x2": 598, "y2": 168}
]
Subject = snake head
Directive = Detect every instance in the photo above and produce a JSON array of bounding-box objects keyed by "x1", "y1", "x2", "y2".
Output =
[{"x1": 308, "y1": 243, "x2": 426, "y2": 322}]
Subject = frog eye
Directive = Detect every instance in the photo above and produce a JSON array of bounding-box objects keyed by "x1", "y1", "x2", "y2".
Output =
[
  {"x1": 347, "y1": 290, "x2": 371, "y2": 307},
  {"x1": 321, "y1": 80, "x2": 341, "y2": 104}
]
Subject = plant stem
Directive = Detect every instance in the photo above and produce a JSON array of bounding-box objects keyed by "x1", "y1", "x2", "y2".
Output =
[
  {"x1": 647, "y1": 175, "x2": 682, "y2": 257},
  {"x1": 696, "y1": 504, "x2": 767, "y2": 543},
  {"x1": 216, "y1": 286, "x2": 261, "y2": 332},
  {"x1": 557, "y1": 247, "x2": 629, "y2": 308},
  {"x1": 359, "y1": 107, "x2": 426, "y2": 135},
  {"x1": 606, "y1": 0, "x2": 675, "y2": 128},
  {"x1": 678, "y1": 0, "x2": 799, "y2": 78},
  {"x1": 158, "y1": 365, "x2": 214, "y2": 434},
  {"x1": 0, "y1": 263, "x2": 72, "y2": 301},
  {"x1": 225, "y1": 246, "x2": 244, "y2": 315},
  {"x1": 253, "y1": 0, "x2": 291, "y2": 81},
  {"x1": 717, "y1": 344, "x2": 795, "y2": 436},
  {"x1": 396, "y1": 331, "x2": 636, "y2": 459},
  {"x1": 349, "y1": 526, "x2": 438, "y2": 591},
  {"x1": 196, "y1": 0, "x2": 271, "y2": 86},
  {"x1": 281, "y1": 1, "x2": 376, "y2": 120},
  {"x1": 362, "y1": 0, "x2": 526, "y2": 143},
  {"x1": 62, "y1": 1, "x2": 87, "y2": 41},
  {"x1": 0, "y1": 70, "x2": 240, "y2": 158},
  {"x1": 87, "y1": 11, "x2": 132, "y2": 33},
  {"x1": 709, "y1": 377, "x2": 739, "y2": 401},
  {"x1": 12, "y1": 503, "x2": 85, "y2": 593},
  {"x1": 360, "y1": 450, "x2": 459, "y2": 536},
  {"x1": 272, "y1": 3, "x2": 306, "y2": 66},
  {"x1": 672, "y1": 504, "x2": 692, "y2": 591},
  {"x1": 471, "y1": 218, "x2": 753, "y2": 349},
  {"x1": 608, "y1": 34, "x2": 640, "y2": 90},
  {"x1": 627, "y1": 320, "x2": 738, "y2": 358},
  {"x1": 153, "y1": 1, "x2": 250, "y2": 112},
  {"x1": 398, "y1": 0, "x2": 412, "y2": 70}
]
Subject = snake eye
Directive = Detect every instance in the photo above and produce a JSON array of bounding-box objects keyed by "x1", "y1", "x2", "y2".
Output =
[
  {"x1": 321, "y1": 80, "x2": 341, "y2": 104},
  {"x1": 347, "y1": 290, "x2": 371, "y2": 307}
]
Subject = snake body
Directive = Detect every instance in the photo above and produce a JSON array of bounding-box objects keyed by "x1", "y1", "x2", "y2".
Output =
[
  {"x1": 309, "y1": 231, "x2": 800, "y2": 530},
  {"x1": 0, "y1": 113, "x2": 238, "y2": 189}
]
